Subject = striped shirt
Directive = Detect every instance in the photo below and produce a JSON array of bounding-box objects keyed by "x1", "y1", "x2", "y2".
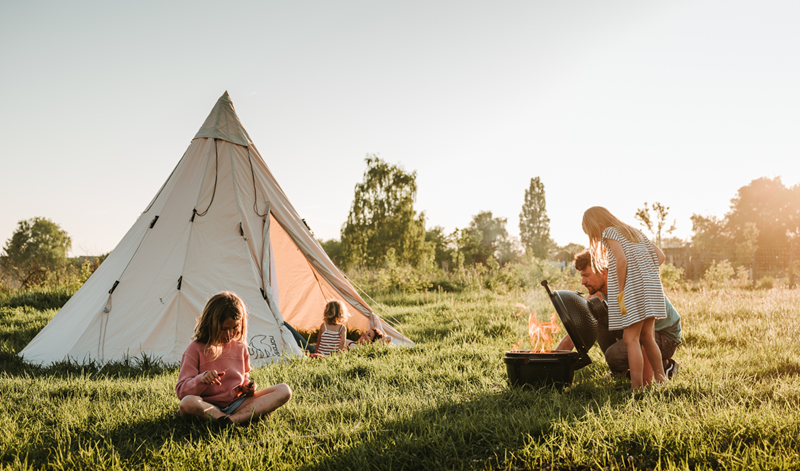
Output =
[
  {"x1": 603, "y1": 227, "x2": 666, "y2": 331},
  {"x1": 316, "y1": 323, "x2": 345, "y2": 356}
]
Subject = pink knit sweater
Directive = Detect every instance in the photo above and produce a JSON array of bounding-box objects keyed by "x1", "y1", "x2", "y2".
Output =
[{"x1": 175, "y1": 340, "x2": 251, "y2": 407}]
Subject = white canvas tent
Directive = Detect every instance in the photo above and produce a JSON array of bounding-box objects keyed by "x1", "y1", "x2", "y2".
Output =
[{"x1": 21, "y1": 92, "x2": 413, "y2": 366}]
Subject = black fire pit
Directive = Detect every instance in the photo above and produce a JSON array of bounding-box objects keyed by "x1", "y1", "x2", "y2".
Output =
[{"x1": 504, "y1": 280, "x2": 601, "y2": 389}]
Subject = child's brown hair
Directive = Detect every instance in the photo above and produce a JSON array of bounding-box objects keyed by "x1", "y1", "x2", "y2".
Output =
[
  {"x1": 194, "y1": 291, "x2": 249, "y2": 359},
  {"x1": 323, "y1": 300, "x2": 350, "y2": 325}
]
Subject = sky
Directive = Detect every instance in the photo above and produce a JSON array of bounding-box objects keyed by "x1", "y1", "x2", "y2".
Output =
[{"x1": 1, "y1": 1, "x2": 799, "y2": 256}]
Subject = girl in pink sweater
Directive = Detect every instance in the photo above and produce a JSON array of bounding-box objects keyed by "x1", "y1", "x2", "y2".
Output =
[{"x1": 176, "y1": 291, "x2": 291, "y2": 425}]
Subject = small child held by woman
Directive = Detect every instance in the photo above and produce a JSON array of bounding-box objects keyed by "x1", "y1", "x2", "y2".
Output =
[
  {"x1": 583, "y1": 206, "x2": 668, "y2": 390},
  {"x1": 176, "y1": 291, "x2": 292, "y2": 425}
]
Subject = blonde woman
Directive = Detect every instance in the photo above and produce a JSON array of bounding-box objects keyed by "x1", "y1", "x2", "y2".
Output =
[{"x1": 582, "y1": 207, "x2": 667, "y2": 389}]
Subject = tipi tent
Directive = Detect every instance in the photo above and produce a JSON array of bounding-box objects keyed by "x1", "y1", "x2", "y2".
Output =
[{"x1": 21, "y1": 92, "x2": 413, "y2": 366}]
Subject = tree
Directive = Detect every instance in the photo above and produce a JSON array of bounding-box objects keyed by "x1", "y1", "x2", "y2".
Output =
[
  {"x1": 553, "y1": 243, "x2": 586, "y2": 264},
  {"x1": 457, "y1": 211, "x2": 517, "y2": 267},
  {"x1": 425, "y1": 226, "x2": 454, "y2": 268},
  {"x1": 735, "y1": 222, "x2": 759, "y2": 269},
  {"x1": 726, "y1": 177, "x2": 791, "y2": 249},
  {"x1": 690, "y1": 213, "x2": 728, "y2": 252},
  {"x1": 318, "y1": 239, "x2": 345, "y2": 267},
  {"x1": 635, "y1": 202, "x2": 676, "y2": 248},
  {"x1": 2, "y1": 217, "x2": 72, "y2": 288},
  {"x1": 519, "y1": 177, "x2": 552, "y2": 259},
  {"x1": 341, "y1": 155, "x2": 432, "y2": 268}
]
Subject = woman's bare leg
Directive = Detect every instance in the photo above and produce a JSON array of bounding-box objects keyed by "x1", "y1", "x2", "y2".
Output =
[
  {"x1": 229, "y1": 383, "x2": 292, "y2": 425},
  {"x1": 623, "y1": 321, "x2": 644, "y2": 390},
  {"x1": 178, "y1": 395, "x2": 226, "y2": 420},
  {"x1": 640, "y1": 318, "x2": 666, "y2": 383}
]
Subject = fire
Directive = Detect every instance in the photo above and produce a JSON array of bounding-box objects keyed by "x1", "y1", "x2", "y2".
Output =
[
  {"x1": 528, "y1": 311, "x2": 561, "y2": 352},
  {"x1": 513, "y1": 303, "x2": 529, "y2": 317},
  {"x1": 509, "y1": 304, "x2": 563, "y2": 352}
]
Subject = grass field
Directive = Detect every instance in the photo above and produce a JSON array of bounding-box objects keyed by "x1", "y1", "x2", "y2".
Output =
[{"x1": 1, "y1": 285, "x2": 799, "y2": 470}]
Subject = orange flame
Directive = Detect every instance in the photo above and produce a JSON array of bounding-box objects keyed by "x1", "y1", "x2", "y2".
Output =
[
  {"x1": 513, "y1": 303, "x2": 529, "y2": 317},
  {"x1": 527, "y1": 311, "x2": 561, "y2": 352},
  {"x1": 510, "y1": 339, "x2": 524, "y2": 352}
]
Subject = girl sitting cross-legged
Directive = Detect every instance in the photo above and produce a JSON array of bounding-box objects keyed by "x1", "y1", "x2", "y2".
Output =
[{"x1": 175, "y1": 291, "x2": 292, "y2": 425}]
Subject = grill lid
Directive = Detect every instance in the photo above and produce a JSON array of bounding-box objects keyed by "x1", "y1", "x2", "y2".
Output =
[{"x1": 541, "y1": 280, "x2": 599, "y2": 369}]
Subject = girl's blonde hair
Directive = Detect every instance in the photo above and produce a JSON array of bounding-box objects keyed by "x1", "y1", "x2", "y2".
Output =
[
  {"x1": 323, "y1": 300, "x2": 350, "y2": 325},
  {"x1": 582, "y1": 206, "x2": 643, "y2": 273},
  {"x1": 194, "y1": 291, "x2": 249, "y2": 359}
]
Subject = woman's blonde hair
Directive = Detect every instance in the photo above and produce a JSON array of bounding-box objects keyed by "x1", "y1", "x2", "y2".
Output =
[
  {"x1": 194, "y1": 291, "x2": 248, "y2": 359},
  {"x1": 582, "y1": 206, "x2": 642, "y2": 273},
  {"x1": 323, "y1": 300, "x2": 350, "y2": 325}
]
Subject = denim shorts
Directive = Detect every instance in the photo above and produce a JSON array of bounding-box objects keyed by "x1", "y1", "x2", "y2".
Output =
[{"x1": 213, "y1": 396, "x2": 247, "y2": 415}]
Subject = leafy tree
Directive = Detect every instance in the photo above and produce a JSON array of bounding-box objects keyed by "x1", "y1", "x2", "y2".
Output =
[
  {"x1": 2, "y1": 217, "x2": 72, "y2": 288},
  {"x1": 341, "y1": 155, "x2": 432, "y2": 268},
  {"x1": 726, "y1": 177, "x2": 792, "y2": 249},
  {"x1": 661, "y1": 237, "x2": 685, "y2": 249},
  {"x1": 425, "y1": 226, "x2": 454, "y2": 269},
  {"x1": 735, "y1": 222, "x2": 759, "y2": 269},
  {"x1": 690, "y1": 213, "x2": 728, "y2": 251},
  {"x1": 319, "y1": 239, "x2": 345, "y2": 267},
  {"x1": 519, "y1": 177, "x2": 552, "y2": 259},
  {"x1": 457, "y1": 211, "x2": 517, "y2": 267},
  {"x1": 553, "y1": 243, "x2": 586, "y2": 264},
  {"x1": 634, "y1": 202, "x2": 676, "y2": 248}
]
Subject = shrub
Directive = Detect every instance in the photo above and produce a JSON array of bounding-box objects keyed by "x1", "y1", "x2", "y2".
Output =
[
  {"x1": 660, "y1": 263, "x2": 685, "y2": 289},
  {"x1": 378, "y1": 248, "x2": 434, "y2": 293},
  {"x1": 703, "y1": 260, "x2": 735, "y2": 289},
  {"x1": 756, "y1": 276, "x2": 774, "y2": 290},
  {"x1": 735, "y1": 265, "x2": 752, "y2": 289}
]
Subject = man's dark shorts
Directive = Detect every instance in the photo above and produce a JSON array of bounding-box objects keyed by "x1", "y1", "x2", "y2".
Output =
[{"x1": 603, "y1": 332, "x2": 679, "y2": 375}]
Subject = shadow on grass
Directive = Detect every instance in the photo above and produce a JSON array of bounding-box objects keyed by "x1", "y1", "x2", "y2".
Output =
[
  {"x1": 299, "y1": 381, "x2": 632, "y2": 471},
  {"x1": 14, "y1": 409, "x2": 235, "y2": 468}
]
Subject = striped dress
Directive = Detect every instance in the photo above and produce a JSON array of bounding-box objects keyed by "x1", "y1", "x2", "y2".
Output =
[
  {"x1": 603, "y1": 227, "x2": 666, "y2": 331},
  {"x1": 316, "y1": 323, "x2": 345, "y2": 356}
]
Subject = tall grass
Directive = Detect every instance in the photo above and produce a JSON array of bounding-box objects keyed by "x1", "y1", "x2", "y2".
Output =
[{"x1": 1, "y1": 285, "x2": 799, "y2": 469}]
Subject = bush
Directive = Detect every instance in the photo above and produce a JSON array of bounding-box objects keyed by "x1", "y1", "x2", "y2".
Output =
[
  {"x1": 756, "y1": 276, "x2": 774, "y2": 290},
  {"x1": 735, "y1": 265, "x2": 752, "y2": 289},
  {"x1": 660, "y1": 263, "x2": 685, "y2": 289},
  {"x1": 703, "y1": 260, "x2": 735, "y2": 289},
  {"x1": 344, "y1": 254, "x2": 581, "y2": 296}
]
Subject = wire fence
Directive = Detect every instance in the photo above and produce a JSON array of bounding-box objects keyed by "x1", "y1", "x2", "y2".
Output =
[{"x1": 663, "y1": 241, "x2": 799, "y2": 285}]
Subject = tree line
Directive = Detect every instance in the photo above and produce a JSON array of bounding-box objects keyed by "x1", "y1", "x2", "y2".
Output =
[
  {"x1": 3, "y1": 158, "x2": 798, "y2": 292},
  {"x1": 321, "y1": 155, "x2": 570, "y2": 273},
  {"x1": 322, "y1": 156, "x2": 800, "y2": 283}
]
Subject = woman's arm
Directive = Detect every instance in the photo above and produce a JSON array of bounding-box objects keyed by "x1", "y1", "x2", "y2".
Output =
[{"x1": 605, "y1": 239, "x2": 627, "y2": 292}]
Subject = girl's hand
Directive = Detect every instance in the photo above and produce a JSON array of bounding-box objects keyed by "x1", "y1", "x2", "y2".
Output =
[
  {"x1": 239, "y1": 381, "x2": 256, "y2": 396},
  {"x1": 202, "y1": 370, "x2": 225, "y2": 385}
]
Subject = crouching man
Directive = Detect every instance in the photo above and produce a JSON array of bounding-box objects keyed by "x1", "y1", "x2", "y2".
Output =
[{"x1": 556, "y1": 249, "x2": 682, "y2": 378}]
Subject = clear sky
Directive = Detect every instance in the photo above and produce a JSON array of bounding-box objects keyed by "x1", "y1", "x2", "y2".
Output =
[{"x1": 1, "y1": 1, "x2": 799, "y2": 255}]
